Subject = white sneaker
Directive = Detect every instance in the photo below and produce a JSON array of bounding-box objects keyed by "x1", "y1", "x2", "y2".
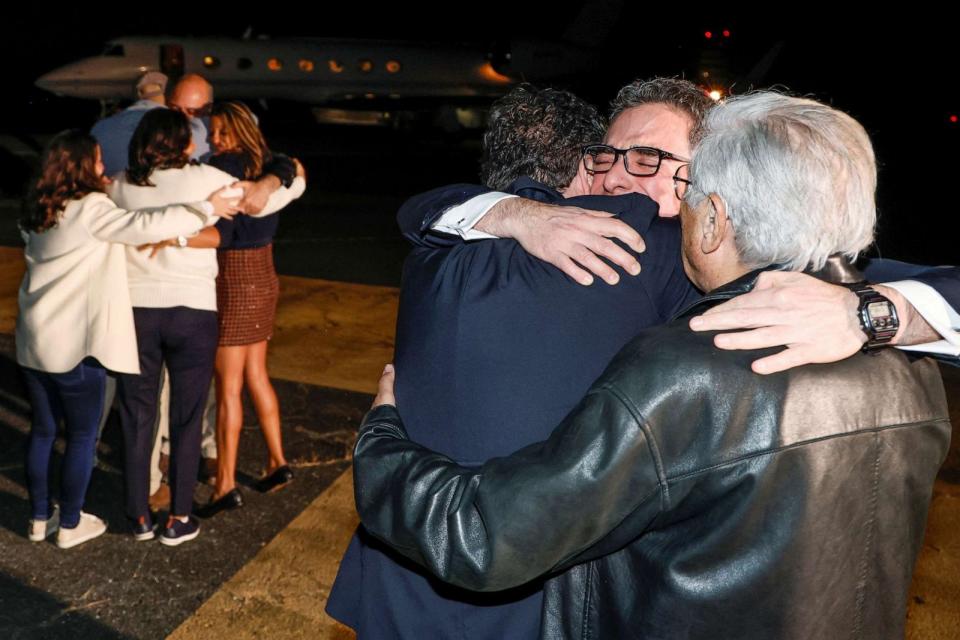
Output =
[
  {"x1": 56, "y1": 512, "x2": 107, "y2": 549},
  {"x1": 28, "y1": 505, "x2": 59, "y2": 542}
]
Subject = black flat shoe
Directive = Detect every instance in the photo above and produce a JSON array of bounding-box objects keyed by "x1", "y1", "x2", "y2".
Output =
[
  {"x1": 195, "y1": 488, "x2": 244, "y2": 519},
  {"x1": 255, "y1": 465, "x2": 294, "y2": 493}
]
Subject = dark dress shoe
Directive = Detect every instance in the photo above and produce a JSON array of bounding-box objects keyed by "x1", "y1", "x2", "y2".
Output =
[
  {"x1": 195, "y1": 488, "x2": 243, "y2": 519},
  {"x1": 255, "y1": 465, "x2": 294, "y2": 493}
]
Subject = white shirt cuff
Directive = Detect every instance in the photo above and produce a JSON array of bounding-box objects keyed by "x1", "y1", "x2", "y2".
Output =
[
  {"x1": 431, "y1": 193, "x2": 517, "y2": 240},
  {"x1": 885, "y1": 280, "x2": 960, "y2": 357}
]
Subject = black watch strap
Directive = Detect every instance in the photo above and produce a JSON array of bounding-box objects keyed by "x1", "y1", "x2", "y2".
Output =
[{"x1": 848, "y1": 284, "x2": 899, "y2": 351}]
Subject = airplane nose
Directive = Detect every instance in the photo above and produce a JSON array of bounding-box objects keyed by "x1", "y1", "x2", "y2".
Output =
[{"x1": 35, "y1": 66, "x2": 81, "y2": 95}]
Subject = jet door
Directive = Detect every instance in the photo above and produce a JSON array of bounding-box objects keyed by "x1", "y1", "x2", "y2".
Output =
[{"x1": 160, "y1": 44, "x2": 185, "y2": 79}]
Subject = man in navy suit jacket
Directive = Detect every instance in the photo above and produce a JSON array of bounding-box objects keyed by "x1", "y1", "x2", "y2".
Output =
[{"x1": 327, "y1": 82, "x2": 959, "y2": 639}]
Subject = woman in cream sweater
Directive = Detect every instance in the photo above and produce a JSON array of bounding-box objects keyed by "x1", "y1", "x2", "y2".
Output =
[
  {"x1": 17, "y1": 129, "x2": 238, "y2": 549},
  {"x1": 108, "y1": 108, "x2": 304, "y2": 546}
]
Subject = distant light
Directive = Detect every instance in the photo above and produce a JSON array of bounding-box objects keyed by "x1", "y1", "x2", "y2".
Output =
[
  {"x1": 709, "y1": 90, "x2": 723, "y2": 101},
  {"x1": 386, "y1": 60, "x2": 401, "y2": 73},
  {"x1": 203, "y1": 56, "x2": 221, "y2": 69},
  {"x1": 951, "y1": 115, "x2": 958, "y2": 123},
  {"x1": 329, "y1": 59, "x2": 344, "y2": 73},
  {"x1": 267, "y1": 58, "x2": 283, "y2": 72},
  {"x1": 701, "y1": 71, "x2": 710, "y2": 78},
  {"x1": 723, "y1": 29, "x2": 731, "y2": 37},
  {"x1": 364, "y1": 92, "x2": 376, "y2": 99},
  {"x1": 705, "y1": 31, "x2": 713, "y2": 39},
  {"x1": 299, "y1": 59, "x2": 315, "y2": 72},
  {"x1": 478, "y1": 62, "x2": 512, "y2": 84},
  {"x1": 359, "y1": 59, "x2": 373, "y2": 73}
]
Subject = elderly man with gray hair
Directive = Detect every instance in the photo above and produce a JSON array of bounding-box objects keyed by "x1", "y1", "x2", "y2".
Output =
[{"x1": 351, "y1": 91, "x2": 951, "y2": 640}]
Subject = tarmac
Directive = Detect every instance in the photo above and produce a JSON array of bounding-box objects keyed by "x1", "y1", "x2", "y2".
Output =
[{"x1": 0, "y1": 200, "x2": 957, "y2": 638}]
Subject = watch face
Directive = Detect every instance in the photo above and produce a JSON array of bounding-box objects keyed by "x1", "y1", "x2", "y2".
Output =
[
  {"x1": 865, "y1": 300, "x2": 897, "y2": 331},
  {"x1": 867, "y1": 301, "x2": 892, "y2": 319}
]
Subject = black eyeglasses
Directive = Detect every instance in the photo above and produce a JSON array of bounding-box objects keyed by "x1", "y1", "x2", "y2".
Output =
[
  {"x1": 582, "y1": 144, "x2": 690, "y2": 178},
  {"x1": 673, "y1": 164, "x2": 692, "y2": 201}
]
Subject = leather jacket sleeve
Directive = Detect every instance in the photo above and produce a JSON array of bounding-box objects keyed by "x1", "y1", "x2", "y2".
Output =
[{"x1": 353, "y1": 387, "x2": 664, "y2": 592}]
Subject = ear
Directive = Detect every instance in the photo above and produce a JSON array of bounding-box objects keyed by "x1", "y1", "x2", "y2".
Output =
[
  {"x1": 565, "y1": 162, "x2": 594, "y2": 197},
  {"x1": 700, "y1": 193, "x2": 729, "y2": 254}
]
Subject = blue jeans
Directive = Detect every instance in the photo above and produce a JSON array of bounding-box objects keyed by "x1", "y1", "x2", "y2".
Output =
[{"x1": 22, "y1": 358, "x2": 106, "y2": 528}]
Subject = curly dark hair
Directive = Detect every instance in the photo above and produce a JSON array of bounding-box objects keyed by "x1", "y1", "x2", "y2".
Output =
[
  {"x1": 126, "y1": 108, "x2": 193, "y2": 186},
  {"x1": 20, "y1": 130, "x2": 104, "y2": 233},
  {"x1": 481, "y1": 84, "x2": 605, "y2": 190},
  {"x1": 609, "y1": 77, "x2": 714, "y2": 146}
]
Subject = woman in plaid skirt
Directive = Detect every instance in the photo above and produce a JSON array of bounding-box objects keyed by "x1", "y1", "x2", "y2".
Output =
[{"x1": 191, "y1": 102, "x2": 306, "y2": 517}]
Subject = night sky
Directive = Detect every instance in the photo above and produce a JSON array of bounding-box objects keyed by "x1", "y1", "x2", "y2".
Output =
[{"x1": 2, "y1": 6, "x2": 957, "y2": 263}]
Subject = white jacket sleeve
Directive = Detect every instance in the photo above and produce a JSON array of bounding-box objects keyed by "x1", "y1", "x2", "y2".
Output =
[
  {"x1": 82, "y1": 193, "x2": 213, "y2": 245},
  {"x1": 248, "y1": 176, "x2": 307, "y2": 218}
]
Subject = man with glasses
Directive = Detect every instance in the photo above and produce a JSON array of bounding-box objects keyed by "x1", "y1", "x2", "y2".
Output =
[{"x1": 328, "y1": 83, "x2": 697, "y2": 639}]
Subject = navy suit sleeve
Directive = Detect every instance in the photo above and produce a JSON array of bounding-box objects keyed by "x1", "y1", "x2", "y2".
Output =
[
  {"x1": 214, "y1": 217, "x2": 234, "y2": 249},
  {"x1": 262, "y1": 153, "x2": 297, "y2": 188},
  {"x1": 397, "y1": 184, "x2": 494, "y2": 248},
  {"x1": 862, "y1": 258, "x2": 960, "y2": 312}
]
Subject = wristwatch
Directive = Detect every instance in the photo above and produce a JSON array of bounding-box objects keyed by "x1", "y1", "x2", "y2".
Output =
[
  {"x1": 848, "y1": 284, "x2": 899, "y2": 351},
  {"x1": 176, "y1": 235, "x2": 188, "y2": 248}
]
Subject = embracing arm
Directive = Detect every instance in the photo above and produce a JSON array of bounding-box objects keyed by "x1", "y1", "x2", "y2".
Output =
[
  {"x1": 239, "y1": 158, "x2": 307, "y2": 217},
  {"x1": 398, "y1": 184, "x2": 646, "y2": 284},
  {"x1": 86, "y1": 188, "x2": 238, "y2": 245},
  {"x1": 688, "y1": 263, "x2": 960, "y2": 373},
  {"x1": 354, "y1": 367, "x2": 662, "y2": 592},
  {"x1": 396, "y1": 184, "x2": 496, "y2": 247}
]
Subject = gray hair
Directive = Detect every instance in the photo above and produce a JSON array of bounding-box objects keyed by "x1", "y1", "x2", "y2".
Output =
[
  {"x1": 609, "y1": 77, "x2": 714, "y2": 146},
  {"x1": 685, "y1": 91, "x2": 876, "y2": 271}
]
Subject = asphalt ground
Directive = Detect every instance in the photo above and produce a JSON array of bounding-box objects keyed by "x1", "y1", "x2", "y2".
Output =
[{"x1": 0, "y1": 320, "x2": 372, "y2": 639}]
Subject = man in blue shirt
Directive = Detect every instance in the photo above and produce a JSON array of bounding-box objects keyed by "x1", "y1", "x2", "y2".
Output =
[{"x1": 91, "y1": 71, "x2": 168, "y2": 177}]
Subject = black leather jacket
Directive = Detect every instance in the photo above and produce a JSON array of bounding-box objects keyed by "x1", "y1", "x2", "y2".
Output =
[{"x1": 354, "y1": 268, "x2": 951, "y2": 639}]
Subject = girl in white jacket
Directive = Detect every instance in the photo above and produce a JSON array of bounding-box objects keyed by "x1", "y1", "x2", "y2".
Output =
[{"x1": 17, "y1": 130, "x2": 238, "y2": 549}]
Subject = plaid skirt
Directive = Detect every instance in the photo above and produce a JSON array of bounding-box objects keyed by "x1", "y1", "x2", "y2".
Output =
[{"x1": 216, "y1": 244, "x2": 279, "y2": 346}]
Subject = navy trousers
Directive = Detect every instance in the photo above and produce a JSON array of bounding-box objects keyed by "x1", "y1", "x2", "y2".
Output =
[
  {"x1": 118, "y1": 307, "x2": 218, "y2": 520},
  {"x1": 22, "y1": 358, "x2": 106, "y2": 528}
]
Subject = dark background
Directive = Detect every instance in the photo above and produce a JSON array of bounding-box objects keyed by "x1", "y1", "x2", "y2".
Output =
[{"x1": 2, "y1": 5, "x2": 957, "y2": 267}]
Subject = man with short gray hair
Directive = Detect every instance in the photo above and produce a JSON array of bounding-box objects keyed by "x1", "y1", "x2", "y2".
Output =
[{"x1": 353, "y1": 91, "x2": 952, "y2": 640}]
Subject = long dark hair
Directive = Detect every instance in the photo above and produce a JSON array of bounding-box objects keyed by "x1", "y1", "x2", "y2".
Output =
[
  {"x1": 126, "y1": 109, "x2": 193, "y2": 186},
  {"x1": 210, "y1": 102, "x2": 271, "y2": 179},
  {"x1": 20, "y1": 130, "x2": 104, "y2": 233}
]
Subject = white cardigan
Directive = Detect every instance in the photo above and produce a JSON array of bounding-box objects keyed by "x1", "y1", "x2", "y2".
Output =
[
  {"x1": 108, "y1": 163, "x2": 305, "y2": 311},
  {"x1": 16, "y1": 192, "x2": 214, "y2": 374}
]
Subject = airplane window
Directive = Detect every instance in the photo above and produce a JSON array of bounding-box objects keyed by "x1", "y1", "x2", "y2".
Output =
[
  {"x1": 386, "y1": 60, "x2": 401, "y2": 73},
  {"x1": 238, "y1": 57, "x2": 253, "y2": 70},
  {"x1": 299, "y1": 59, "x2": 315, "y2": 72},
  {"x1": 359, "y1": 59, "x2": 373, "y2": 73},
  {"x1": 329, "y1": 59, "x2": 344, "y2": 73},
  {"x1": 102, "y1": 44, "x2": 125, "y2": 57},
  {"x1": 267, "y1": 58, "x2": 284, "y2": 72},
  {"x1": 203, "y1": 56, "x2": 221, "y2": 69}
]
